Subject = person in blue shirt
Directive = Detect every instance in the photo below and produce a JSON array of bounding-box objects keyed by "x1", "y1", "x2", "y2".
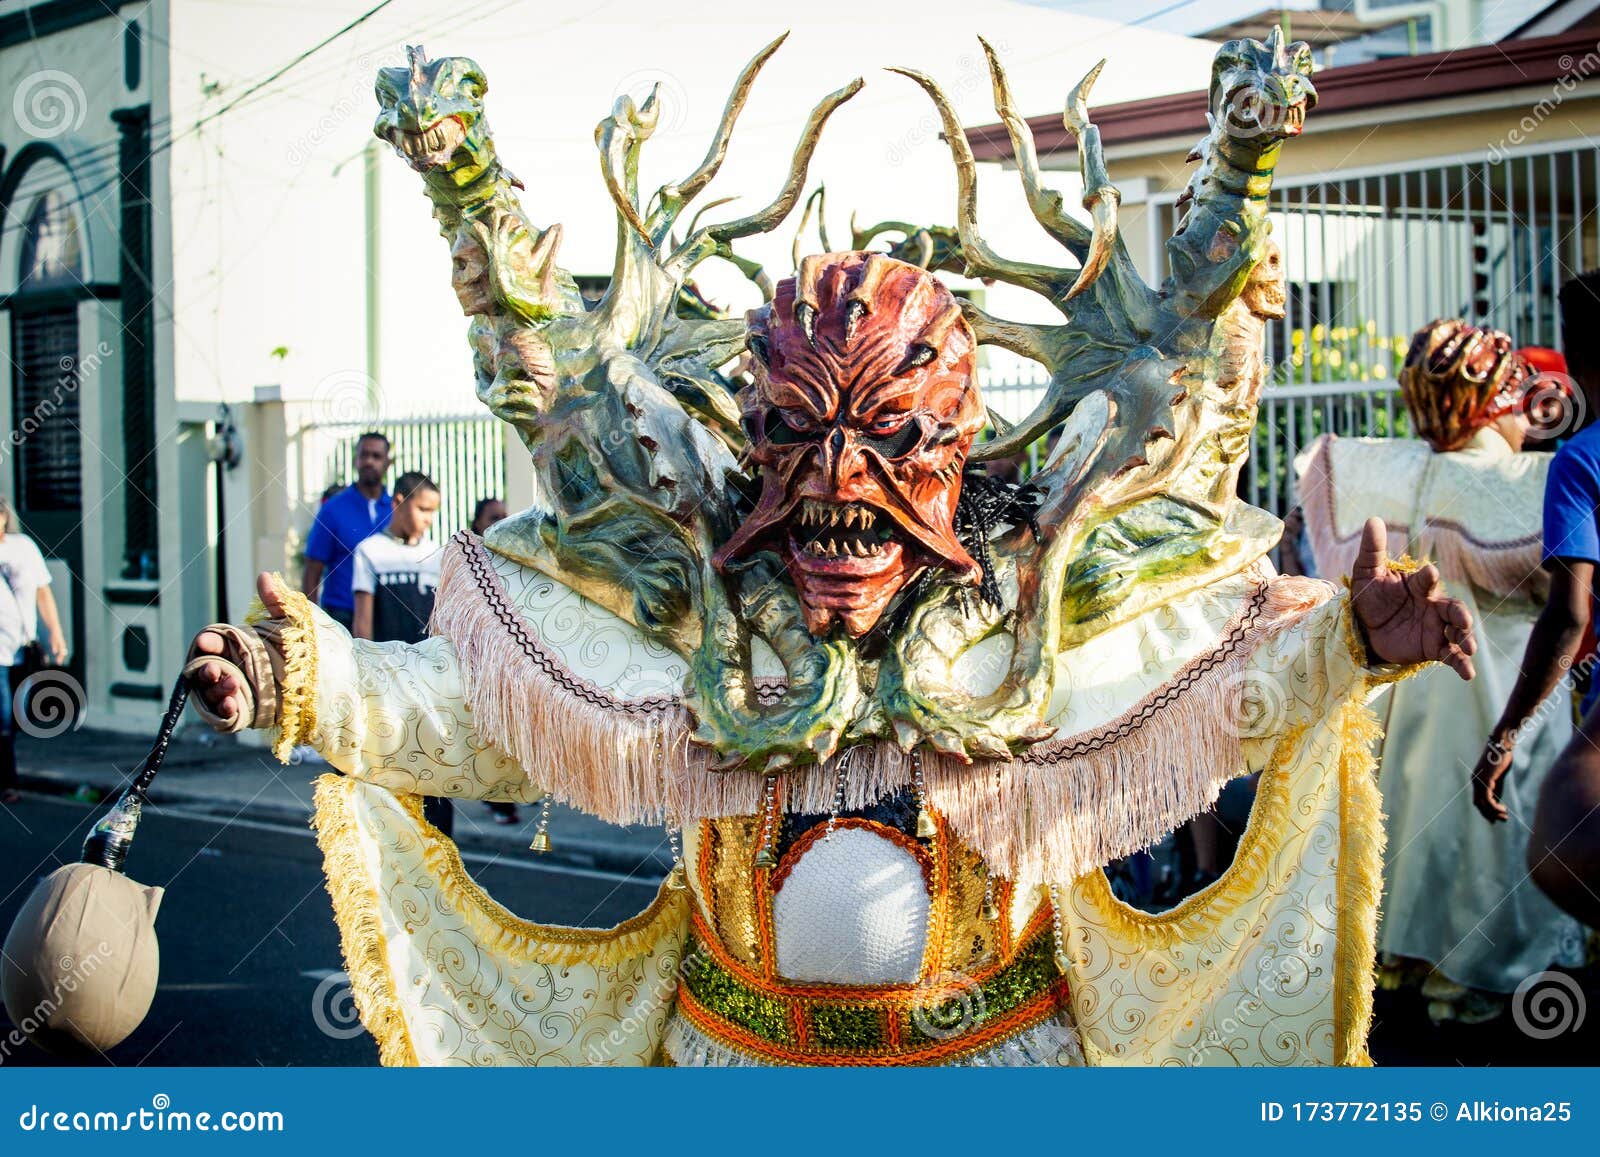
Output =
[
  {"x1": 301, "y1": 432, "x2": 393, "y2": 630},
  {"x1": 1474, "y1": 271, "x2": 1600, "y2": 821}
]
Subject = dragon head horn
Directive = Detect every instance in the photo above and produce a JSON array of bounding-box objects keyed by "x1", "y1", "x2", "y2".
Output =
[
  {"x1": 1266, "y1": 24, "x2": 1287, "y2": 67},
  {"x1": 406, "y1": 44, "x2": 429, "y2": 86}
]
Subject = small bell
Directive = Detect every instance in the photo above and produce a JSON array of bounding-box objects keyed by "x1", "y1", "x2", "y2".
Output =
[
  {"x1": 753, "y1": 844, "x2": 778, "y2": 870},
  {"x1": 915, "y1": 807, "x2": 938, "y2": 840},
  {"x1": 529, "y1": 829, "x2": 552, "y2": 854},
  {"x1": 666, "y1": 863, "x2": 690, "y2": 891},
  {"x1": 980, "y1": 894, "x2": 1001, "y2": 922}
]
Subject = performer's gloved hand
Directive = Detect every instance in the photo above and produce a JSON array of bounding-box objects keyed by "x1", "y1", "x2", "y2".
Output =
[
  {"x1": 184, "y1": 574, "x2": 289, "y2": 732},
  {"x1": 1350, "y1": 517, "x2": 1476, "y2": 680}
]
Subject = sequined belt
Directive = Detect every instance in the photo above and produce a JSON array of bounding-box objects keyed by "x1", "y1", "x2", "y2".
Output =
[{"x1": 673, "y1": 917, "x2": 1071, "y2": 1066}]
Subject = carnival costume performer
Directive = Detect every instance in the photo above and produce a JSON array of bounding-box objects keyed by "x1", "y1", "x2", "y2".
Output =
[
  {"x1": 1297, "y1": 320, "x2": 1585, "y2": 1023},
  {"x1": 185, "y1": 33, "x2": 1476, "y2": 1067}
]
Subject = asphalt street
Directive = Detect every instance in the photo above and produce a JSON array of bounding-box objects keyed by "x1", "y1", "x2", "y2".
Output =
[
  {"x1": 2, "y1": 790, "x2": 1595, "y2": 1067},
  {"x1": 0, "y1": 793, "x2": 667, "y2": 1066}
]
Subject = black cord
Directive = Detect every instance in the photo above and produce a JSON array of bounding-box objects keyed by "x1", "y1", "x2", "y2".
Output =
[{"x1": 80, "y1": 677, "x2": 190, "y2": 872}]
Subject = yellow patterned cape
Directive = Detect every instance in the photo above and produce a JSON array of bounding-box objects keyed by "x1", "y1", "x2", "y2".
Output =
[{"x1": 258, "y1": 537, "x2": 1397, "y2": 1067}]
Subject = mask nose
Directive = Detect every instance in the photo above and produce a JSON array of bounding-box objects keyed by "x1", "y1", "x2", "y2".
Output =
[{"x1": 823, "y1": 427, "x2": 867, "y2": 492}]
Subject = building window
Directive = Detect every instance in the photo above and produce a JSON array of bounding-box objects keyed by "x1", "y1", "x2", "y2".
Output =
[
  {"x1": 9, "y1": 306, "x2": 82, "y2": 513},
  {"x1": 17, "y1": 189, "x2": 83, "y2": 289}
]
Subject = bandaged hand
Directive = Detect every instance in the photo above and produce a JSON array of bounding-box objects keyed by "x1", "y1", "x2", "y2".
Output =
[{"x1": 184, "y1": 574, "x2": 289, "y2": 732}]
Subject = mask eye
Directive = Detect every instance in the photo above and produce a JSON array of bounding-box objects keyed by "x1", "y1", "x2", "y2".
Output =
[
  {"x1": 860, "y1": 415, "x2": 923, "y2": 459},
  {"x1": 762, "y1": 408, "x2": 815, "y2": 446},
  {"x1": 747, "y1": 335, "x2": 771, "y2": 367},
  {"x1": 902, "y1": 343, "x2": 937, "y2": 371}
]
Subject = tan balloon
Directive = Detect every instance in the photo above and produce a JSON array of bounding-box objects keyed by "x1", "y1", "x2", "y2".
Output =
[{"x1": 2, "y1": 863, "x2": 162, "y2": 1056}]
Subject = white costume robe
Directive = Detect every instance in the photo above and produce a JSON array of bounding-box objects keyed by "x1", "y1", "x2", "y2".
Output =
[{"x1": 1298, "y1": 430, "x2": 1586, "y2": 994}]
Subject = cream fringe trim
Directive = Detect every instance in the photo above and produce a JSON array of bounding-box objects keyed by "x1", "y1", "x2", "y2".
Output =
[
  {"x1": 246, "y1": 574, "x2": 320, "y2": 763},
  {"x1": 661, "y1": 1009, "x2": 1085, "y2": 1068},
  {"x1": 311, "y1": 774, "x2": 418, "y2": 1067},
  {"x1": 434, "y1": 534, "x2": 1336, "y2": 882}
]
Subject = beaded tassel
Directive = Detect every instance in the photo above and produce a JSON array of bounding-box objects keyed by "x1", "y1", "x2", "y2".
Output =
[
  {"x1": 981, "y1": 872, "x2": 1001, "y2": 922},
  {"x1": 824, "y1": 752, "x2": 851, "y2": 840},
  {"x1": 912, "y1": 751, "x2": 937, "y2": 839},
  {"x1": 666, "y1": 822, "x2": 689, "y2": 889},
  {"x1": 530, "y1": 796, "x2": 553, "y2": 853},
  {"x1": 753, "y1": 775, "x2": 779, "y2": 869}
]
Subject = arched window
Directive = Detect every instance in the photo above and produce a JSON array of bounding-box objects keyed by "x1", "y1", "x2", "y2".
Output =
[{"x1": 17, "y1": 189, "x2": 84, "y2": 290}]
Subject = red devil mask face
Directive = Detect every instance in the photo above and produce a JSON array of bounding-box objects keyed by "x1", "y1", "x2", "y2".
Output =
[{"x1": 713, "y1": 252, "x2": 985, "y2": 637}]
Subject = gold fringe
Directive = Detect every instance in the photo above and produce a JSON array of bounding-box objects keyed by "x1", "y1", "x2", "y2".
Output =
[
  {"x1": 1066, "y1": 718, "x2": 1306, "y2": 951},
  {"x1": 1068, "y1": 690, "x2": 1389, "y2": 1066},
  {"x1": 246, "y1": 574, "x2": 320, "y2": 763},
  {"x1": 310, "y1": 774, "x2": 418, "y2": 1067},
  {"x1": 435, "y1": 534, "x2": 1345, "y2": 883},
  {"x1": 391, "y1": 791, "x2": 691, "y2": 968},
  {"x1": 1332, "y1": 688, "x2": 1385, "y2": 1067}
]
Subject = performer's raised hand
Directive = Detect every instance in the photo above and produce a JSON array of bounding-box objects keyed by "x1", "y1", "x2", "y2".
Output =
[
  {"x1": 183, "y1": 573, "x2": 288, "y2": 732},
  {"x1": 1350, "y1": 517, "x2": 1476, "y2": 680}
]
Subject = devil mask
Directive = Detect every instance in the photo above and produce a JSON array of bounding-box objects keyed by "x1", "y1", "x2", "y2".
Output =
[{"x1": 713, "y1": 252, "x2": 985, "y2": 637}]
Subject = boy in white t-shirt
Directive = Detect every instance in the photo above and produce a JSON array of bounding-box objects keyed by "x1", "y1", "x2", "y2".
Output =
[
  {"x1": 351, "y1": 472, "x2": 442, "y2": 647},
  {"x1": 0, "y1": 493, "x2": 70, "y2": 805},
  {"x1": 351, "y1": 472, "x2": 451, "y2": 833}
]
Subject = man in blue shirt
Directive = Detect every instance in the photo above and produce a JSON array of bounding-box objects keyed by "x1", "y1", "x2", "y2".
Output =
[
  {"x1": 302, "y1": 432, "x2": 393, "y2": 630},
  {"x1": 1474, "y1": 272, "x2": 1600, "y2": 821}
]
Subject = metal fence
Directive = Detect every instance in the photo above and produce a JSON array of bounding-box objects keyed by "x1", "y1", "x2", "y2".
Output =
[
  {"x1": 296, "y1": 413, "x2": 505, "y2": 543},
  {"x1": 979, "y1": 370, "x2": 1402, "y2": 515}
]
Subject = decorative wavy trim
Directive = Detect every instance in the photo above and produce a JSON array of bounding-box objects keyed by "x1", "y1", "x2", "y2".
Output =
[
  {"x1": 310, "y1": 774, "x2": 417, "y2": 1067},
  {"x1": 390, "y1": 790, "x2": 691, "y2": 968},
  {"x1": 434, "y1": 532, "x2": 1339, "y2": 883},
  {"x1": 246, "y1": 574, "x2": 319, "y2": 763}
]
